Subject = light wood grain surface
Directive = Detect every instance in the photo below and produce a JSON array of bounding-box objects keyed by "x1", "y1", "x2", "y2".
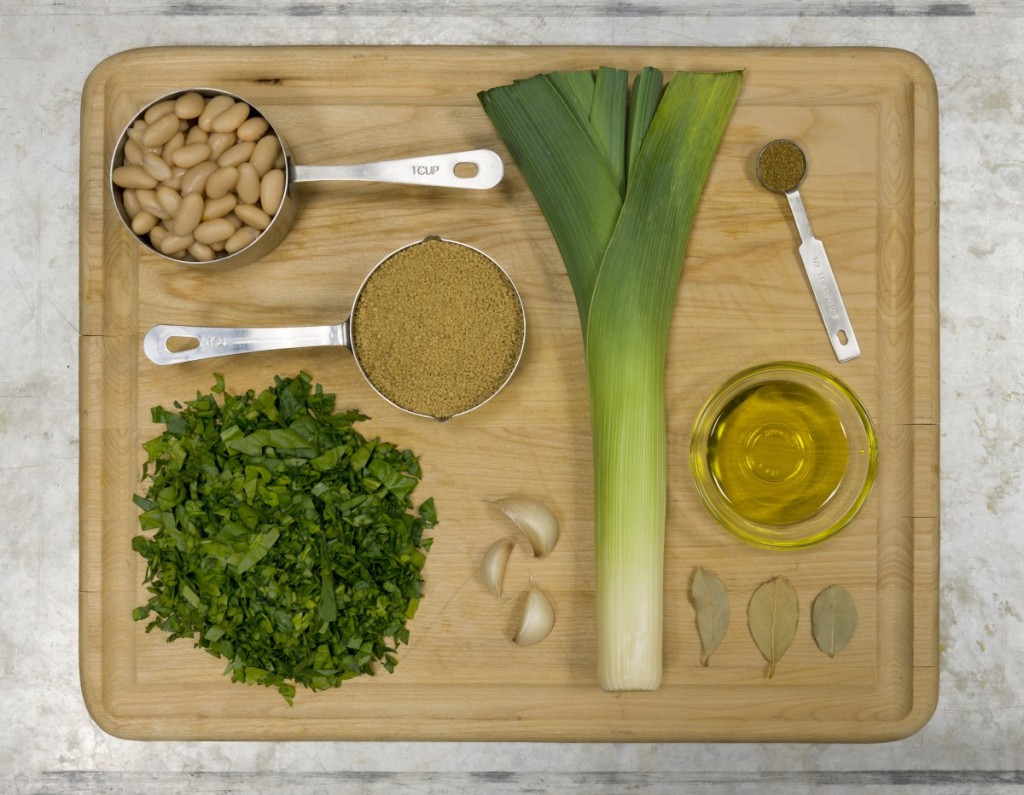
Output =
[{"x1": 79, "y1": 45, "x2": 938, "y2": 742}]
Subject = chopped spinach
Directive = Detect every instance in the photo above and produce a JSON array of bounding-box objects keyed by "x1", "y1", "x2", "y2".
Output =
[{"x1": 131, "y1": 372, "x2": 435, "y2": 703}]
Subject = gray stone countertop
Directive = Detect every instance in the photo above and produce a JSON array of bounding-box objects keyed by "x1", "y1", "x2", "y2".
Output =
[{"x1": 3, "y1": 1, "x2": 1021, "y2": 792}]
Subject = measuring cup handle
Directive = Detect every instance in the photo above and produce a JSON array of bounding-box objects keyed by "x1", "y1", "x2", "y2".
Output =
[
  {"x1": 292, "y1": 149, "x2": 504, "y2": 190},
  {"x1": 144, "y1": 323, "x2": 351, "y2": 365}
]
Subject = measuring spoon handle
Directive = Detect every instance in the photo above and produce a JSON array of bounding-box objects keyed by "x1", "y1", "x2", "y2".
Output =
[
  {"x1": 144, "y1": 322, "x2": 351, "y2": 365},
  {"x1": 795, "y1": 236, "x2": 860, "y2": 363},
  {"x1": 292, "y1": 149, "x2": 503, "y2": 190},
  {"x1": 785, "y1": 191, "x2": 860, "y2": 363}
]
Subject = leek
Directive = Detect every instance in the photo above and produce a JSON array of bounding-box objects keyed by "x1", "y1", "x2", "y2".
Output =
[{"x1": 480, "y1": 67, "x2": 741, "y2": 690}]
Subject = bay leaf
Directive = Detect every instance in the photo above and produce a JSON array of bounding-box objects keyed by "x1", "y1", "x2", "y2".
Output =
[
  {"x1": 689, "y1": 566, "x2": 729, "y2": 666},
  {"x1": 811, "y1": 584, "x2": 858, "y2": 657},
  {"x1": 747, "y1": 576, "x2": 798, "y2": 679}
]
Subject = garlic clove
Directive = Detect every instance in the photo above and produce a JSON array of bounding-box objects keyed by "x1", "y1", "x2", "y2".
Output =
[
  {"x1": 513, "y1": 586, "x2": 555, "y2": 646},
  {"x1": 480, "y1": 537, "x2": 516, "y2": 597},
  {"x1": 495, "y1": 497, "x2": 559, "y2": 558}
]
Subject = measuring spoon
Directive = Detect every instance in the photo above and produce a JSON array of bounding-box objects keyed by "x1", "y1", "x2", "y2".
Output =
[
  {"x1": 111, "y1": 88, "x2": 504, "y2": 270},
  {"x1": 756, "y1": 139, "x2": 860, "y2": 363}
]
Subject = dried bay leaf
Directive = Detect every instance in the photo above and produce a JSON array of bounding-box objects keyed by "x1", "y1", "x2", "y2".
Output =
[
  {"x1": 747, "y1": 576, "x2": 798, "y2": 679},
  {"x1": 812, "y1": 584, "x2": 858, "y2": 657},
  {"x1": 689, "y1": 567, "x2": 730, "y2": 666}
]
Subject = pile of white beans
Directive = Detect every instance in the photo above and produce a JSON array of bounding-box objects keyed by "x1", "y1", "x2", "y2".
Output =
[{"x1": 112, "y1": 92, "x2": 287, "y2": 262}]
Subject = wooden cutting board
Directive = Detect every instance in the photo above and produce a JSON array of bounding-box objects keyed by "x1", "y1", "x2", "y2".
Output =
[{"x1": 79, "y1": 45, "x2": 939, "y2": 742}]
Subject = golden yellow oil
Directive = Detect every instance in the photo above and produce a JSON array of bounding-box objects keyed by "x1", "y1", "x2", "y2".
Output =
[{"x1": 706, "y1": 380, "x2": 849, "y2": 526}]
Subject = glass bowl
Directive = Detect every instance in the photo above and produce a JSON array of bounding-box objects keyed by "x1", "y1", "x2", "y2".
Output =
[{"x1": 689, "y1": 362, "x2": 878, "y2": 549}]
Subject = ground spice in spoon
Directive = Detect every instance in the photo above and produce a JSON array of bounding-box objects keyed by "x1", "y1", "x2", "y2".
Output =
[
  {"x1": 757, "y1": 139, "x2": 807, "y2": 193},
  {"x1": 351, "y1": 237, "x2": 525, "y2": 420}
]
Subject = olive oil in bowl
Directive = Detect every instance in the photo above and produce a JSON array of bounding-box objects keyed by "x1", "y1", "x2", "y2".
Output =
[
  {"x1": 707, "y1": 381, "x2": 847, "y2": 526},
  {"x1": 690, "y1": 362, "x2": 877, "y2": 549}
]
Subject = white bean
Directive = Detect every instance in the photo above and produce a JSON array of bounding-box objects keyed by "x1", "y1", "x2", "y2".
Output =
[
  {"x1": 142, "y1": 151, "x2": 172, "y2": 182},
  {"x1": 236, "y1": 116, "x2": 269, "y2": 142},
  {"x1": 249, "y1": 134, "x2": 281, "y2": 176},
  {"x1": 156, "y1": 184, "x2": 181, "y2": 216},
  {"x1": 173, "y1": 192, "x2": 204, "y2": 236},
  {"x1": 260, "y1": 169, "x2": 285, "y2": 214},
  {"x1": 207, "y1": 131, "x2": 237, "y2": 161},
  {"x1": 234, "y1": 203, "x2": 272, "y2": 230},
  {"x1": 235, "y1": 163, "x2": 261, "y2": 205},
  {"x1": 122, "y1": 189, "x2": 141, "y2": 218},
  {"x1": 161, "y1": 131, "x2": 185, "y2": 165},
  {"x1": 174, "y1": 92, "x2": 205, "y2": 120},
  {"x1": 193, "y1": 218, "x2": 236, "y2": 245},
  {"x1": 205, "y1": 166, "x2": 239, "y2": 200},
  {"x1": 180, "y1": 161, "x2": 218, "y2": 195},
  {"x1": 144, "y1": 100, "x2": 177, "y2": 124},
  {"x1": 217, "y1": 140, "x2": 255, "y2": 168},
  {"x1": 197, "y1": 94, "x2": 235, "y2": 131},
  {"x1": 202, "y1": 193, "x2": 237, "y2": 220},
  {"x1": 131, "y1": 211, "x2": 158, "y2": 235},
  {"x1": 163, "y1": 167, "x2": 186, "y2": 191},
  {"x1": 185, "y1": 125, "x2": 209, "y2": 145},
  {"x1": 187, "y1": 241, "x2": 216, "y2": 261},
  {"x1": 148, "y1": 224, "x2": 169, "y2": 248},
  {"x1": 159, "y1": 233, "x2": 194, "y2": 257},
  {"x1": 141, "y1": 113, "x2": 181, "y2": 147},
  {"x1": 136, "y1": 189, "x2": 168, "y2": 219},
  {"x1": 211, "y1": 101, "x2": 250, "y2": 133},
  {"x1": 112, "y1": 165, "x2": 157, "y2": 190},
  {"x1": 123, "y1": 139, "x2": 144, "y2": 166},
  {"x1": 224, "y1": 226, "x2": 260, "y2": 254},
  {"x1": 170, "y1": 142, "x2": 212, "y2": 169},
  {"x1": 126, "y1": 120, "x2": 148, "y2": 145}
]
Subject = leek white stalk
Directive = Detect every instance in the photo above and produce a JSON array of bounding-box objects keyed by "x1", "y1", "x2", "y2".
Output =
[
  {"x1": 481, "y1": 67, "x2": 741, "y2": 689},
  {"x1": 589, "y1": 346, "x2": 666, "y2": 688}
]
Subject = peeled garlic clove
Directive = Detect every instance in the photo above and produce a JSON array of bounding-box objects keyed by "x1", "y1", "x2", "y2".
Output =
[
  {"x1": 513, "y1": 586, "x2": 555, "y2": 647},
  {"x1": 495, "y1": 497, "x2": 559, "y2": 558},
  {"x1": 481, "y1": 537, "x2": 516, "y2": 597}
]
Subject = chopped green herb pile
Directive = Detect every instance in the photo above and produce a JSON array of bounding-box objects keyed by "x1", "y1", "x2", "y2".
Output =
[{"x1": 131, "y1": 372, "x2": 436, "y2": 703}]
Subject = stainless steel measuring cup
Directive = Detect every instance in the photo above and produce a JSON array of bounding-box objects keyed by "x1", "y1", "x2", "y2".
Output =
[
  {"x1": 143, "y1": 237, "x2": 526, "y2": 421},
  {"x1": 110, "y1": 88, "x2": 504, "y2": 270}
]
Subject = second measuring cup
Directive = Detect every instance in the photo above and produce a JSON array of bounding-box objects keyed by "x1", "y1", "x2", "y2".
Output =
[
  {"x1": 143, "y1": 237, "x2": 526, "y2": 421},
  {"x1": 110, "y1": 88, "x2": 504, "y2": 270}
]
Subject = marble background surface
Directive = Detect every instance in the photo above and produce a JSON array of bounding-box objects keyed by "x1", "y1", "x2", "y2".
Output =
[{"x1": 3, "y1": 1, "x2": 1023, "y2": 792}]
